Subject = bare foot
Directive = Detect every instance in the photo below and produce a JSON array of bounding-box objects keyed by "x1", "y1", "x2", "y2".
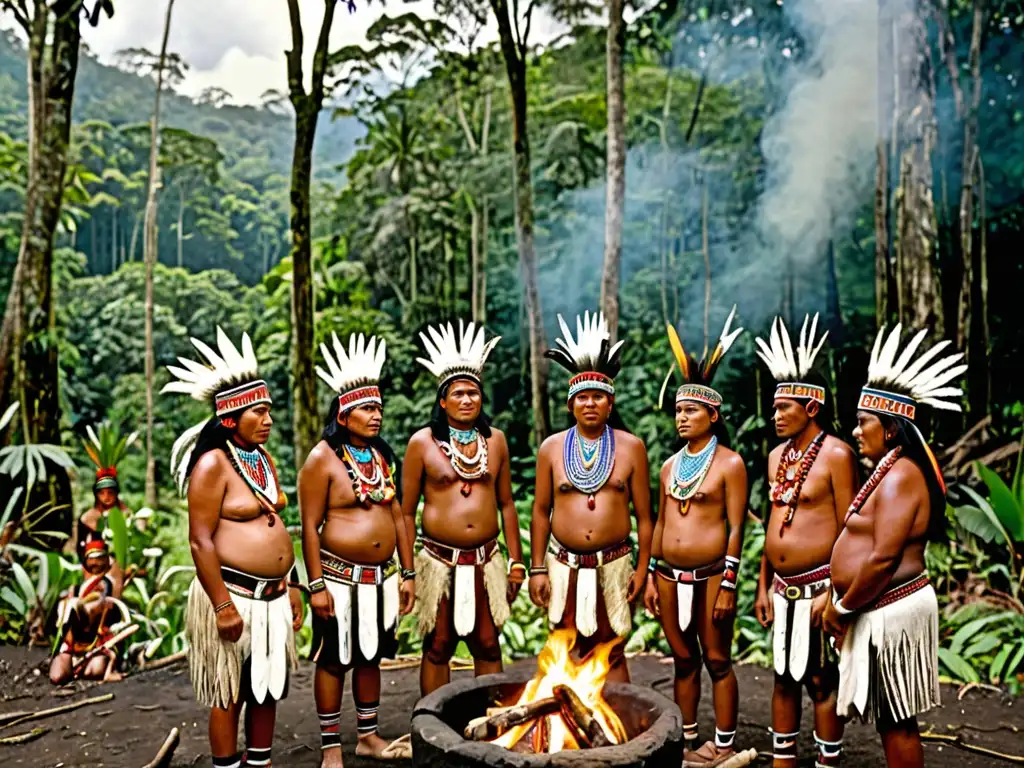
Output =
[
  {"x1": 355, "y1": 732, "x2": 412, "y2": 760},
  {"x1": 320, "y1": 746, "x2": 343, "y2": 768},
  {"x1": 683, "y1": 740, "x2": 735, "y2": 767},
  {"x1": 103, "y1": 669, "x2": 124, "y2": 683}
]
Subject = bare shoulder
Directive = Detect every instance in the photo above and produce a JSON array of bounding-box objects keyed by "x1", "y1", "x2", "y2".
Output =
[
  {"x1": 660, "y1": 453, "x2": 677, "y2": 474},
  {"x1": 407, "y1": 427, "x2": 434, "y2": 452},
  {"x1": 878, "y1": 457, "x2": 926, "y2": 499},
  {"x1": 768, "y1": 442, "x2": 785, "y2": 462},
  {"x1": 79, "y1": 507, "x2": 101, "y2": 528},
  {"x1": 302, "y1": 440, "x2": 333, "y2": 469},
  {"x1": 539, "y1": 431, "x2": 566, "y2": 456},
  {"x1": 823, "y1": 434, "x2": 857, "y2": 462},
  {"x1": 488, "y1": 427, "x2": 509, "y2": 449},
  {"x1": 192, "y1": 447, "x2": 228, "y2": 481},
  {"x1": 614, "y1": 429, "x2": 645, "y2": 452},
  {"x1": 715, "y1": 445, "x2": 747, "y2": 474}
]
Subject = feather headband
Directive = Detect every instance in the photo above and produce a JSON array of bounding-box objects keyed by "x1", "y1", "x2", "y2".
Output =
[
  {"x1": 161, "y1": 326, "x2": 271, "y2": 495},
  {"x1": 83, "y1": 422, "x2": 139, "y2": 491},
  {"x1": 416, "y1": 320, "x2": 500, "y2": 391},
  {"x1": 754, "y1": 314, "x2": 828, "y2": 405},
  {"x1": 316, "y1": 332, "x2": 386, "y2": 413},
  {"x1": 544, "y1": 311, "x2": 625, "y2": 401},
  {"x1": 662, "y1": 305, "x2": 743, "y2": 408}
]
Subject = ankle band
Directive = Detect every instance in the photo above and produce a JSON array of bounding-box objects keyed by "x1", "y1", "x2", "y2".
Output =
[
  {"x1": 319, "y1": 709, "x2": 342, "y2": 750},
  {"x1": 683, "y1": 721, "x2": 699, "y2": 748},
  {"x1": 772, "y1": 730, "x2": 799, "y2": 759},
  {"x1": 814, "y1": 731, "x2": 842, "y2": 766},
  {"x1": 356, "y1": 699, "x2": 380, "y2": 736},
  {"x1": 212, "y1": 755, "x2": 242, "y2": 768},
  {"x1": 715, "y1": 727, "x2": 736, "y2": 749},
  {"x1": 245, "y1": 747, "x2": 271, "y2": 767}
]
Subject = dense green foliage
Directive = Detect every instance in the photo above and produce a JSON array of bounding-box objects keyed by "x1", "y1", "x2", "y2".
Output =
[{"x1": 1, "y1": 1, "x2": 1023, "y2": 692}]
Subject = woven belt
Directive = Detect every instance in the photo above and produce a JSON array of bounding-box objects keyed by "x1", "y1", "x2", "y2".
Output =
[
  {"x1": 549, "y1": 539, "x2": 632, "y2": 569},
  {"x1": 871, "y1": 573, "x2": 930, "y2": 611},
  {"x1": 773, "y1": 565, "x2": 831, "y2": 601},
  {"x1": 655, "y1": 557, "x2": 725, "y2": 583},
  {"x1": 222, "y1": 567, "x2": 288, "y2": 601},
  {"x1": 320, "y1": 550, "x2": 396, "y2": 585},
  {"x1": 422, "y1": 537, "x2": 497, "y2": 567}
]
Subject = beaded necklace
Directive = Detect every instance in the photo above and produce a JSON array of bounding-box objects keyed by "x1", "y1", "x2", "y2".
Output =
[
  {"x1": 845, "y1": 447, "x2": 902, "y2": 523},
  {"x1": 669, "y1": 435, "x2": 718, "y2": 511},
  {"x1": 563, "y1": 425, "x2": 615, "y2": 510},
  {"x1": 225, "y1": 442, "x2": 279, "y2": 525},
  {"x1": 339, "y1": 444, "x2": 396, "y2": 507},
  {"x1": 770, "y1": 431, "x2": 826, "y2": 535},
  {"x1": 438, "y1": 427, "x2": 488, "y2": 497}
]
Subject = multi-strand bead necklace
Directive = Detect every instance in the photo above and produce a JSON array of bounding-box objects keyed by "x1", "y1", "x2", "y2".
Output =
[
  {"x1": 563, "y1": 425, "x2": 615, "y2": 510},
  {"x1": 438, "y1": 426, "x2": 488, "y2": 497},
  {"x1": 845, "y1": 446, "x2": 902, "y2": 523},
  {"x1": 225, "y1": 442, "x2": 279, "y2": 525},
  {"x1": 770, "y1": 431, "x2": 826, "y2": 534},
  {"x1": 669, "y1": 435, "x2": 718, "y2": 514},
  {"x1": 340, "y1": 444, "x2": 396, "y2": 506}
]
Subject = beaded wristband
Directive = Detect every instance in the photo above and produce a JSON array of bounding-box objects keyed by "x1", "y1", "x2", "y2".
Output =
[
  {"x1": 833, "y1": 598, "x2": 853, "y2": 615},
  {"x1": 529, "y1": 565, "x2": 548, "y2": 576},
  {"x1": 214, "y1": 599, "x2": 233, "y2": 613},
  {"x1": 721, "y1": 556, "x2": 740, "y2": 591},
  {"x1": 507, "y1": 560, "x2": 527, "y2": 576},
  {"x1": 401, "y1": 568, "x2": 416, "y2": 580},
  {"x1": 308, "y1": 577, "x2": 326, "y2": 594}
]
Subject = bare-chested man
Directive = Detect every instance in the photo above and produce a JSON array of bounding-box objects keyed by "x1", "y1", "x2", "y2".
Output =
[
  {"x1": 164, "y1": 328, "x2": 303, "y2": 768},
  {"x1": 823, "y1": 325, "x2": 965, "y2": 768},
  {"x1": 402, "y1": 321, "x2": 524, "y2": 695},
  {"x1": 300, "y1": 333, "x2": 416, "y2": 765},
  {"x1": 752, "y1": 315, "x2": 859, "y2": 767},
  {"x1": 531, "y1": 312, "x2": 652, "y2": 684},
  {"x1": 50, "y1": 540, "x2": 128, "y2": 685},
  {"x1": 644, "y1": 308, "x2": 747, "y2": 767},
  {"x1": 77, "y1": 423, "x2": 139, "y2": 596}
]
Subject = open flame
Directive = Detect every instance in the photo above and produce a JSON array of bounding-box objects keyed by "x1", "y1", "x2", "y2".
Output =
[{"x1": 491, "y1": 628, "x2": 628, "y2": 752}]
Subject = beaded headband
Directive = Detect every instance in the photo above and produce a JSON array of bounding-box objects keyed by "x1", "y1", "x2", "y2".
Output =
[
  {"x1": 774, "y1": 382, "x2": 826, "y2": 405},
  {"x1": 214, "y1": 380, "x2": 271, "y2": 417},
  {"x1": 857, "y1": 387, "x2": 918, "y2": 421},
  {"x1": 83, "y1": 539, "x2": 108, "y2": 559},
  {"x1": 338, "y1": 385, "x2": 382, "y2": 413},
  {"x1": 568, "y1": 372, "x2": 615, "y2": 401},
  {"x1": 676, "y1": 383, "x2": 722, "y2": 407}
]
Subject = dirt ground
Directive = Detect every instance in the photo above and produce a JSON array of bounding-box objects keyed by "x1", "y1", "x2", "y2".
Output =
[{"x1": 0, "y1": 645, "x2": 1020, "y2": 767}]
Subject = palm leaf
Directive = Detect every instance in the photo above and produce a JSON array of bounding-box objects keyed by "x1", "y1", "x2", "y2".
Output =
[
  {"x1": 976, "y1": 462, "x2": 1024, "y2": 541},
  {"x1": 937, "y1": 647, "x2": 980, "y2": 683},
  {"x1": 954, "y1": 491, "x2": 1013, "y2": 554},
  {"x1": 106, "y1": 507, "x2": 128, "y2": 566}
]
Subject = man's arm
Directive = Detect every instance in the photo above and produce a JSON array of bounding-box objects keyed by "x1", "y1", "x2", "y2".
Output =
[
  {"x1": 495, "y1": 432, "x2": 523, "y2": 564},
  {"x1": 400, "y1": 436, "x2": 425, "y2": 548},
  {"x1": 530, "y1": 441, "x2": 554, "y2": 568},
  {"x1": 723, "y1": 454, "x2": 748, "y2": 561},
  {"x1": 835, "y1": 466, "x2": 919, "y2": 612},
  {"x1": 628, "y1": 439, "x2": 653, "y2": 575},
  {"x1": 187, "y1": 454, "x2": 230, "y2": 608},
  {"x1": 829, "y1": 441, "x2": 861, "y2": 530},
  {"x1": 650, "y1": 466, "x2": 668, "y2": 561},
  {"x1": 390, "y1": 497, "x2": 415, "y2": 571},
  {"x1": 297, "y1": 447, "x2": 329, "y2": 584}
]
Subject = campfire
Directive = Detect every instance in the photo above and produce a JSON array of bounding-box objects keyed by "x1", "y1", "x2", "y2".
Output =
[{"x1": 463, "y1": 629, "x2": 628, "y2": 753}]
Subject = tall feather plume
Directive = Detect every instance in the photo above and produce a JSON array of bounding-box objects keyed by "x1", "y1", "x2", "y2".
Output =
[
  {"x1": 865, "y1": 326, "x2": 966, "y2": 413},
  {"x1": 545, "y1": 311, "x2": 624, "y2": 379},
  {"x1": 416, "y1": 320, "x2": 500, "y2": 385},
  {"x1": 316, "y1": 332, "x2": 387, "y2": 394},
  {"x1": 755, "y1": 313, "x2": 828, "y2": 381},
  {"x1": 666, "y1": 305, "x2": 743, "y2": 387}
]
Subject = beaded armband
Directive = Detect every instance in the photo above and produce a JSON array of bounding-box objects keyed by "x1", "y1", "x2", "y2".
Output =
[{"x1": 721, "y1": 556, "x2": 740, "y2": 591}]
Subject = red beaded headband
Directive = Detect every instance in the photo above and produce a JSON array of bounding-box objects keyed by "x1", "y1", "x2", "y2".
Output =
[
  {"x1": 567, "y1": 372, "x2": 615, "y2": 401},
  {"x1": 858, "y1": 387, "x2": 918, "y2": 421},
  {"x1": 774, "y1": 382, "x2": 826, "y2": 405},
  {"x1": 338, "y1": 385, "x2": 382, "y2": 413},
  {"x1": 215, "y1": 380, "x2": 272, "y2": 417},
  {"x1": 675, "y1": 383, "x2": 722, "y2": 407}
]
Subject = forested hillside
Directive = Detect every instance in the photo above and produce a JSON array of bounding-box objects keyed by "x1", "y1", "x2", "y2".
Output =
[{"x1": 0, "y1": 28, "x2": 362, "y2": 285}]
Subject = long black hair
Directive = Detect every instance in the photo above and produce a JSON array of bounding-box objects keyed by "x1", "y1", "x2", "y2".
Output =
[
  {"x1": 878, "y1": 414, "x2": 947, "y2": 542},
  {"x1": 322, "y1": 396, "x2": 402, "y2": 501},
  {"x1": 428, "y1": 378, "x2": 494, "y2": 443},
  {"x1": 184, "y1": 416, "x2": 237, "y2": 480}
]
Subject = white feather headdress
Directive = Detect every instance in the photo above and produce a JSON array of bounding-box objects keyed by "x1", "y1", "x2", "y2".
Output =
[
  {"x1": 416, "y1": 320, "x2": 500, "y2": 389},
  {"x1": 161, "y1": 326, "x2": 271, "y2": 495},
  {"x1": 859, "y1": 324, "x2": 967, "y2": 418},
  {"x1": 545, "y1": 311, "x2": 626, "y2": 401},
  {"x1": 316, "y1": 332, "x2": 386, "y2": 412},
  {"x1": 754, "y1": 314, "x2": 828, "y2": 404}
]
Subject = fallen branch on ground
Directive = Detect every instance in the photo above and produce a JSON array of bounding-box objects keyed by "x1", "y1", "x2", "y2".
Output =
[
  {"x1": 0, "y1": 693, "x2": 114, "y2": 730},
  {"x1": 141, "y1": 727, "x2": 179, "y2": 768},
  {"x1": 921, "y1": 732, "x2": 1024, "y2": 763},
  {"x1": 0, "y1": 726, "x2": 49, "y2": 745},
  {"x1": 135, "y1": 650, "x2": 188, "y2": 673}
]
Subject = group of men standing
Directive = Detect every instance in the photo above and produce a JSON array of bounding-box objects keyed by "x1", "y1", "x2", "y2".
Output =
[{"x1": 143, "y1": 306, "x2": 965, "y2": 768}]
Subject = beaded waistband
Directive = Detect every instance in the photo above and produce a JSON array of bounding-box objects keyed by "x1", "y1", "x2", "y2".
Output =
[
  {"x1": 422, "y1": 536, "x2": 498, "y2": 567},
  {"x1": 320, "y1": 550, "x2": 396, "y2": 585},
  {"x1": 221, "y1": 567, "x2": 288, "y2": 601},
  {"x1": 549, "y1": 537, "x2": 632, "y2": 569},
  {"x1": 654, "y1": 557, "x2": 725, "y2": 583}
]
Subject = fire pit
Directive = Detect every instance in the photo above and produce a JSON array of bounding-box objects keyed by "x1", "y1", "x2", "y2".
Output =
[{"x1": 411, "y1": 632, "x2": 683, "y2": 768}]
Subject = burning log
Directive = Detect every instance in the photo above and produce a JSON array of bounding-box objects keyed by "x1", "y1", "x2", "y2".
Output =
[
  {"x1": 531, "y1": 712, "x2": 550, "y2": 753},
  {"x1": 463, "y1": 696, "x2": 560, "y2": 741},
  {"x1": 553, "y1": 684, "x2": 612, "y2": 748}
]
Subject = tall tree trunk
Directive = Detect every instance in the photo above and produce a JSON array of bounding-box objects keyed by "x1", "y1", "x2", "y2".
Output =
[
  {"x1": 143, "y1": 0, "x2": 175, "y2": 510},
  {"x1": 177, "y1": 184, "x2": 184, "y2": 268},
  {"x1": 469, "y1": 202, "x2": 480, "y2": 321},
  {"x1": 600, "y1": 0, "x2": 626, "y2": 341},
  {"x1": 129, "y1": 211, "x2": 141, "y2": 263},
  {"x1": 479, "y1": 197, "x2": 489, "y2": 324},
  {"x1": 286, "y1": 0, "x2": 338, "y2": 473},
  {"x1": 490, "y1": 0, "x2": 550, "y2": 445},
  {"x1": 978, "y1": 155, "x2": 990, "y2": 414},
  {"x1": 0, "y1": 2, "x2": 84, "y2": 533},
  {"x1": 874, "y1": 141, "x2": 892, "y2": 327}
]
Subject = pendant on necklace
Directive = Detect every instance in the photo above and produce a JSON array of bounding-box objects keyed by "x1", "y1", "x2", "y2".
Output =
[
  {"x1": 587, "y1": 494, "x2": 596, "y2": 510},
  {"x1": 461, "y1": 482, "x2": 472, "y2": 497},
  {"x1": 679, "y1": 499, "x2": 690, "y2": 516}
]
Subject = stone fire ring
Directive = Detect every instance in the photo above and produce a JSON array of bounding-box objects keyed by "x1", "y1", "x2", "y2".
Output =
[{"x1": 411, "y1": 667, "x2": 683, "y2": 767}]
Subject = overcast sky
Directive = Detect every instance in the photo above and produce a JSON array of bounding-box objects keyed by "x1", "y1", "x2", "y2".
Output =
[{"x1": 79, "y1": 0, "x2": 573, "y2": 106}]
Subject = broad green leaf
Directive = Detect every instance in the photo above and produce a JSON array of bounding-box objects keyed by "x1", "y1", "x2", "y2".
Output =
[
  {"x1": 1005, "y1": 642, "x2": 1024, "y2": 680},
  {"x1": 11, "y1": 561, "x2": 35, "y2": 604},
  {"x1": 990, "y1": 643, "x2": 1014, "y2": 682},
  {"x1": 950, "y1": 611, "x2": 1016, "y2": 654},
  {"x1": 106, "y1": 507, "x2": 128, "y2": 566},
  {"x1": 0, "y1": 487, "x2": 23, "y2": 529},
  {"x1": 977, "y1": 462, "x2": 1024, "y2": 541},
  {"x1": 0, "y1": 586, "x2": 25, "y2": 614},
  {"x1": 958, "y1": 488, "x2": 1013, "y2": 553},
  {"x1": 963, "y1": 634, "x2": 1001, "y2": 659},
  {"x1": 938, "y1": 647, "x2": 980, "y2": 683}
]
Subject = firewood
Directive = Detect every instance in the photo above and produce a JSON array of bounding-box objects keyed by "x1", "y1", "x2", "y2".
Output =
[
  {"x1": 0, "y1": 693, "x2": 114, "y2": 730},
  {"x1": 463, "y1": 696, "x2": 559, "y2": 741},
  {"x1": 0, "y1": 726, "x2": 49, "y2": 745},
  {"x1": 486, "y1": 705, "x2": 514, "y2": 717},
  {"x1": 552, "y1": 684, "x2": 612, "y2": 748},
  {"x1": 532, "y1": 712, "x2": 550, "y2": 753}
]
